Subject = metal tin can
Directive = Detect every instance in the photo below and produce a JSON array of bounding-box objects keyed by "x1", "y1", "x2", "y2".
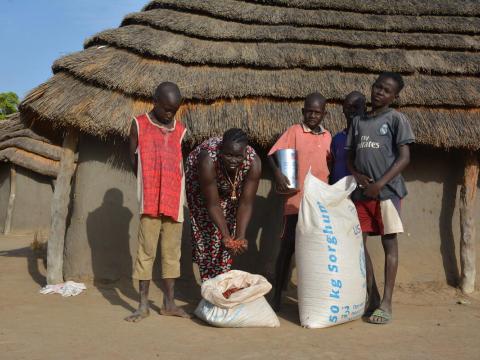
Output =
[{"x1": 275, "y1": 149, "x2": 298, "y2": 190}]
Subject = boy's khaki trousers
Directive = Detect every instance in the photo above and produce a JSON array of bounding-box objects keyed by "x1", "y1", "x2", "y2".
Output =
[{"x1": 132, "y1": 215, "x2": 182, "y2": 280}]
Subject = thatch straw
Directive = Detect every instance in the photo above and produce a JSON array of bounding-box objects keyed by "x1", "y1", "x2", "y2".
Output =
[
  {"x1": 123, "y1": 9, "x2": 480, "y2": 51},
  {"x1": 0, "y1": 113, "x2": 54, "y2": 145},
  {"x1": 0, "y1": 113, "x2": 24, "y2": 136},
  {"x1": 85, "y1": 26, "x2": 480, "y2": 76},
  {"x1": 0, "y1": 137, "x2": 63, "y2": 161},
  {"x1": 242, "y1": 0, "x2": 480, "y2": 16},
  {"x1": 20, "y1": 73, "x2": 480, "y2": 150},
  {"x1": 17, "y1": 0, "x2": 480, "y2": 151},
  {"x1": 0, "y1": 148, "x2": 60, "y2": 177},
  {"x1": 143, "y1": 0, "x2": 480, "y2": 34},
  {"x1": 53, "y1": 47, "x2": 480, "y2": 107},
  {"x1": 21, "y1": 73, "x2": 151, "y2": 138}
]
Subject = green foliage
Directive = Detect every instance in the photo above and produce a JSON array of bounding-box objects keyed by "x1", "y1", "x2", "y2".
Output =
[{"x1": 0, "y1": 92, "x2": 20, "y2": 120}]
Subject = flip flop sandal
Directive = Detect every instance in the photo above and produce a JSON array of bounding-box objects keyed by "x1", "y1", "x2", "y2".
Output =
[
  {"x1": 367, "y1": 309, "x2": 392, "y2": 325},
  {"x1": 362, "y1": 308, "x2": 375, "y2": 319}
]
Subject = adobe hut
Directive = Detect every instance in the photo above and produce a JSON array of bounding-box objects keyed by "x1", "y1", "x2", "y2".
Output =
[
  {"x1": 0, "y1": 114, "x2": 66, "y2": 235},
  {"x1": 3, "y1": 0, "x2": 479, "y2": 291}
]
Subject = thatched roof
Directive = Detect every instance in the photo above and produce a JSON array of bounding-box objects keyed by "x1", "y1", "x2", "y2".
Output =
[
  {"x1": 0, "y1": 114, "x2": 64, "y2": 177},
  {"x1": 20, "y1": 0, "x2": 480, "y2": 149}
]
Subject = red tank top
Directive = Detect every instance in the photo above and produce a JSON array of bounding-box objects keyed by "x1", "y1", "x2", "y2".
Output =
[{"x1": 135, "y1": 113, "x2": 186, "y2": 221}]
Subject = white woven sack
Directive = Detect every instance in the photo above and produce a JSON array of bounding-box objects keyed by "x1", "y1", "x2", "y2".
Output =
[
  {"x1": 194, "y1": 297, "x2": 280, "y2": 328},
  {"x1": 296, "y1": 173, "x2": 366, "y2": 328},
  {"x1": 194, "y1": 270, "x2": 280, "y2": 328}
]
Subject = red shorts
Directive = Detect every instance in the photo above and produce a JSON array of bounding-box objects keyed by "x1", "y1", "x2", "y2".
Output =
[{"x1": 354, "y1": 196, "x2": 403, "y2": 236}]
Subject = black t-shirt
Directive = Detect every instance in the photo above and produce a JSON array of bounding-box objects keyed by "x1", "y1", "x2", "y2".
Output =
[{"x1": 345, "y1": 108, "x2": 415, "y2": 200}]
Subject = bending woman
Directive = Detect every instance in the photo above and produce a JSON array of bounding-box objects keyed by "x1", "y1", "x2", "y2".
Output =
[{"x1": 185, "y1": 128, "x2": 262, "y2": 281}]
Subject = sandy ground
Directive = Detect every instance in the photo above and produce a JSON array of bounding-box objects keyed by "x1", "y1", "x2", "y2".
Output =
[{"x1": 1, "y1": 233, "x2": 480, "y2": 360}]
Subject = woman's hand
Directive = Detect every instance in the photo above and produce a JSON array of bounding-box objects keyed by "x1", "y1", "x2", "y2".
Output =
[
  {"x1": 223, "y1": 237, "x2": 248, "y2": 256},
  {"x1": 234, "y1": 238, "x2": 248, "y2": 255},
  {"x1": 222, "y1": 237, "x2": 238, "y2": 256},
  {"x1": 221, "y1": 234, "x2": 233, "y2": 248}
]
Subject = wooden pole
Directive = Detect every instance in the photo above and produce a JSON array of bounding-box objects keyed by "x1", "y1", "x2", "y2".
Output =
[
  {"x1": 460, "y1": 152, "x2": 479, "y2": 294},
  {"x1": 3, "y1": 165, "x2": 16, "y2": 235},
  {"x1": 46, "y1": 130, "x2": 78, "y2": 285}
]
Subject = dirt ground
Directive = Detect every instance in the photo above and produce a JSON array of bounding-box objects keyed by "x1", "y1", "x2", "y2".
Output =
[{"x1": 1, "y1": 233, "x2": 480, "y2": 360}]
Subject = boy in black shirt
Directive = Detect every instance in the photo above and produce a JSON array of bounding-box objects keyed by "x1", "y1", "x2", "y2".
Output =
[{"x1": 346, "y1": 72, "x2": 415, "y2": 324}]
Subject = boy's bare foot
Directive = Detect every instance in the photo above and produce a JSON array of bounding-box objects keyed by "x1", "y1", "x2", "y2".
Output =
[
  {"x1": 160, "y1": 306, "x2": 191, "y2": 318},
  {"x1": 125, "y1": 280, "x2": 151, "y2": 322},
  {"x1": 124, "y1": 308, "x2": 150, "y2": 322},
  {"x1": 159, "y1": 278, "x2": 191, "y2": 318}
]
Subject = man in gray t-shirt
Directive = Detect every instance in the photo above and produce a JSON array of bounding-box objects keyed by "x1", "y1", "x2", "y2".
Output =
[{"x1": 346, "y1": 72, "x2": 414, "y2": 325}]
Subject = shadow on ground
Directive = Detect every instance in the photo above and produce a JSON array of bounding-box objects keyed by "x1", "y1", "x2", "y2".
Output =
[{"x1": 0, "y1": 245, "x2": 46, "y2": 286}]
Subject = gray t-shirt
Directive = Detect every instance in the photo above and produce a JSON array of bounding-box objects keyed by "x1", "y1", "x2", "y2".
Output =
[{"x1": 345, "y1": 108, "x2": 415, "y2": 200}]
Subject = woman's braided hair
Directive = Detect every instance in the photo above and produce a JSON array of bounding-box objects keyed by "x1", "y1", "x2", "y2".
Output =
[{"x1": 222, "y1": 128, "x2": 248, "y2": 146}]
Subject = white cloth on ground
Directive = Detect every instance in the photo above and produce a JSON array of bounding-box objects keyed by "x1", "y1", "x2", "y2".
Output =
[{"x1": 39, "y1": 281, "x2": 86, "y2": 297}]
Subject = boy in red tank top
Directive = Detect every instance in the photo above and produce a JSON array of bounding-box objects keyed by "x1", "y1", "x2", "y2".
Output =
[{"x1": 125, "y1": 82, "x2": 190, "y2": 322}]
